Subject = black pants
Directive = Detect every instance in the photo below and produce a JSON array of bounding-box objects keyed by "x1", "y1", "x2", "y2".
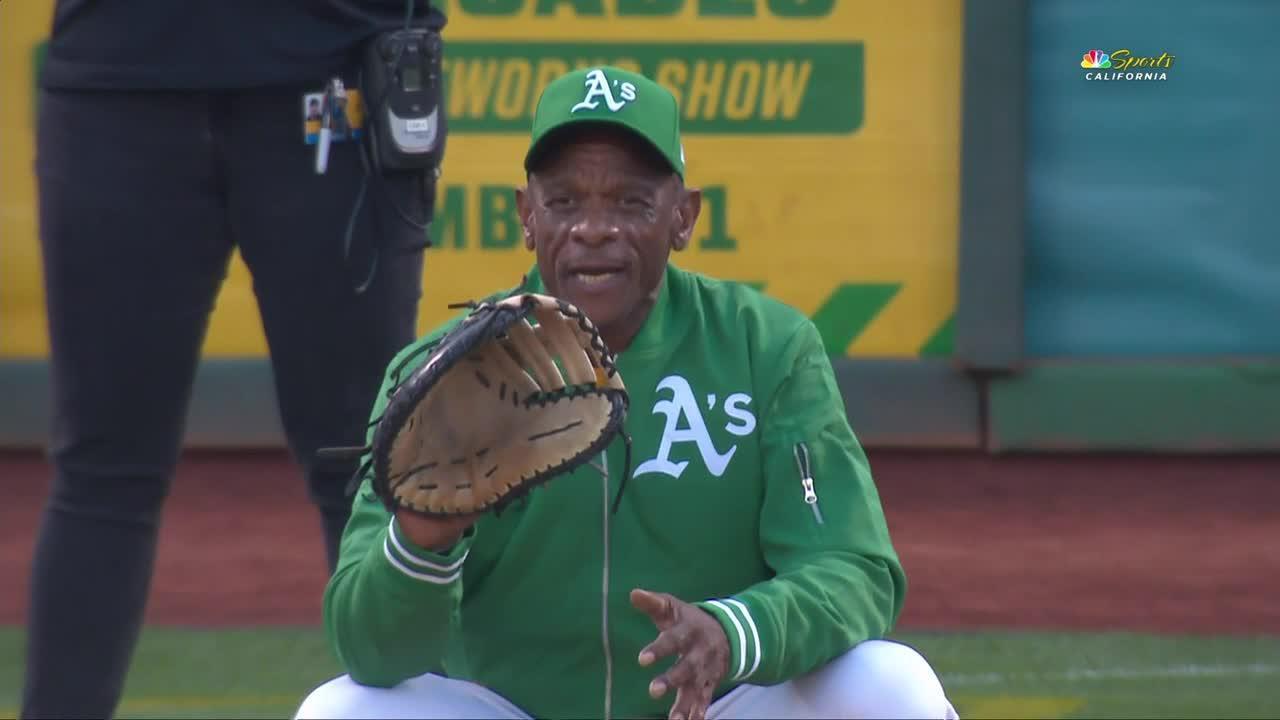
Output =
[{"x1": 22, "y1": 86, "x2": 428, "y2": 719}]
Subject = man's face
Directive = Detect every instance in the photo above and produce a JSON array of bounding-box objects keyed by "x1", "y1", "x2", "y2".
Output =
[{"x1": 516, "y1": 127, "x2": 700, "y2": 351}]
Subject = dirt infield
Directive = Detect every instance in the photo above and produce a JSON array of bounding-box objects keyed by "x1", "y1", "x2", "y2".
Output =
[{"x1": 3, "y1": 448, "x2": 1278, "y2": 634}]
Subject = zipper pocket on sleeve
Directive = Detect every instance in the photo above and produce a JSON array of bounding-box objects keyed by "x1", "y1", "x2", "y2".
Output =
[{"x1": 793, "y1": 442, "x2": 824, "y2": 525}]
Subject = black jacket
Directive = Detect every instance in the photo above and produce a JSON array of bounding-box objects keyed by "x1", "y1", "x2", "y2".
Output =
[{"x1": 40, "y1": 0, "x2": 445, "y2": 90}]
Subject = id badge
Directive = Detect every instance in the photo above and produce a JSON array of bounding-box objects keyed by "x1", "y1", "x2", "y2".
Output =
[{"x1": 302, "y1": 89, "x2": 366, "y2": 144}]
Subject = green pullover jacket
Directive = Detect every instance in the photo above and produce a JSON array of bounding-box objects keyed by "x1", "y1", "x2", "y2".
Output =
[{"x1": 324, "y1": 263, "x2": 907, "y2": 719}]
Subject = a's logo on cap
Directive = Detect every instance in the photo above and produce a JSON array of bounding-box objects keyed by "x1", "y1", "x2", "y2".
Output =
[{"x1": 571, "y1": 68, "x2": 637, "y2": 114}]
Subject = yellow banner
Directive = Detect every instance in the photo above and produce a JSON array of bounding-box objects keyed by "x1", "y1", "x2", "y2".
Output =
[{"x1": 0, "y1": 0, "x2": 961, "y2": 359}]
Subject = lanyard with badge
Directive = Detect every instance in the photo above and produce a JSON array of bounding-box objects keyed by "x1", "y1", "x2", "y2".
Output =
[{"x1": 303, "y1": 0, "x2": 447, "y2": 293}]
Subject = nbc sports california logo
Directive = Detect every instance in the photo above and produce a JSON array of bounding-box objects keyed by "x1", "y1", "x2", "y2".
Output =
[{"x1": 1081, "y1": 48, "x2": 1175, "y2": 81}]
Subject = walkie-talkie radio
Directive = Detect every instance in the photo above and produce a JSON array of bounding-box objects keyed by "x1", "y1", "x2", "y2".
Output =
[
  {"x1": 361, "y1": 14, "x2": 447, "y2": 173},
  {"x1": 325, "y1": 1, "x2": 446, "y2": 296}
]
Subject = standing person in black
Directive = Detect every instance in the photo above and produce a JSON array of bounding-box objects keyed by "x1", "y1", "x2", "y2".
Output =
[{"x1": 22, "y1": 2, "x2": 447, "y2": 718}]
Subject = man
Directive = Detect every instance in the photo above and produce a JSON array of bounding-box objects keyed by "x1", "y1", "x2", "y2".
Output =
[
  {"x1": 295, "y1": 66, "x2": 958, "y2": 720},
  {"x1": 23, "y1": 2, "x2": 442, "y2": 718}
]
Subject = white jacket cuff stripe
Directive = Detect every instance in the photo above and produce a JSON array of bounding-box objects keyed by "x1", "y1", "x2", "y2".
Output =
[
  {"x1": 386, "y1": 518, "x2": 469, "y2": 572},
  {"x1": 382, "y1": 538, "x2": 461, "y2": 585},
  {"x1": 725, "y1": 597, "x2": 762, "y2": 680},
  {"x1": 705, "y1": 600, "x2": 749, "y2": 681}
]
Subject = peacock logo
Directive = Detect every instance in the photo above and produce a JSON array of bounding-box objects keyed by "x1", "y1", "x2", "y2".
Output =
[{"x1": 1081, "y1": 50, "x2": 1112, "y2": 69}]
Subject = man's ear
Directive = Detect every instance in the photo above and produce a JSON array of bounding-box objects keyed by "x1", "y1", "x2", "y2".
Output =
[
  {"x1": 670, "y1": 186, "x2": 702, "y2": 252},
  {"x1": 515, "y1": 185, "x2": 535, "y2": 250}
]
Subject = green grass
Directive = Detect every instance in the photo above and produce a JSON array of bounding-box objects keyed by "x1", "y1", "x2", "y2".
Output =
[
  {"x1": 904, "y1": 630, "x2": 1280, "y2": 718},
  {"x1": 1, "y1": 627, "x2": 1277, "y2": 719},
  {"x1": 0, "y1": 627, "x2": 340, "y2": 719}
]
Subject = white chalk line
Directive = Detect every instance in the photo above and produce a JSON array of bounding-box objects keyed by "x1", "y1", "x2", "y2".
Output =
[{"x1": 944, "y1": 662, "x2": 1280, "y2": 686}]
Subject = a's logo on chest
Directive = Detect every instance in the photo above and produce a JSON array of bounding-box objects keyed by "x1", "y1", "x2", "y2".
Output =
[{"x1": 633, "y1": 375, "x2": 756, "y2": 479}]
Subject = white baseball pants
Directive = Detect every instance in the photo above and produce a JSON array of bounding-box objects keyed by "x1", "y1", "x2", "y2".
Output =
[{"x1": 295, "y1": 639, "x2": 959, "y2": 719}]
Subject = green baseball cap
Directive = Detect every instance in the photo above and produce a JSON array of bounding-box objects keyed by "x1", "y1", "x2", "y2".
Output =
[{"x1": 524, "y1": 66, "x2": 685, "y2": 179}]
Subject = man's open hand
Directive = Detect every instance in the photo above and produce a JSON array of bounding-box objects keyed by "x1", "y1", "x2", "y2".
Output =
[{"x1": 631, "y1": 588, "x2": 731, "y2": 720}]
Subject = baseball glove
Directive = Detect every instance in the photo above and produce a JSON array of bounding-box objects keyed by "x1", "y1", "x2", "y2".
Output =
[{"x1": 368, "y1": 293, "x2": 630, "y2": 517}]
